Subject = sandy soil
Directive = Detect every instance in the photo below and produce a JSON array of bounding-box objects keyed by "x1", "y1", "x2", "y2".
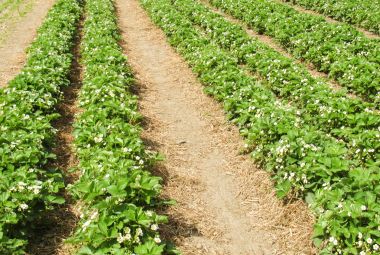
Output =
[
  {"x1": 116, "y1": 0, "x2": 316, "y2": 254},
  {"x1": 0, "y1": 0, "x2": 55, "y2": 87}
]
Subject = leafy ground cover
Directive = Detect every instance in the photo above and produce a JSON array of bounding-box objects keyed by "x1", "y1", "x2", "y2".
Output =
[
  {"x1": 208, "y1": 0, "x2": 380, "y2": 105},
  {"x1": 66, "y1": 0, "x2": 175, "y2": 254},
  {"x1": 140, "y1": 0, "x2": 380, "y2": 253},
  {"x1": 0, "y1": 0, "x2": 81, "y2": 253},
  {"x1": 0, "y1": 0, "x2": 24, "y2": 14},
  {"x1": 283, "y1": 0, "x2": 380, "y2": 35},
  {"x1": 171, "y1": 0, "x2": 380, "y2": 170},
  {"x1": 0, "y1": 0, "x2": 32, "y2": 26}
]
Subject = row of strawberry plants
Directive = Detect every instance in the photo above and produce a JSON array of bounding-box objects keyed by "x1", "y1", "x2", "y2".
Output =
[
  {"x1": 0, "y1": 0, "x2": 24, "y2": 17},
  {"x1": 0, "y1": 0, "x2": 81, "y2": 253},
  {"x1": 170, "y1": 0, "x2": 379, "y2": 168},
  {"x1": 208, "y1": 0, "x2": 380, "y2": 105},
  {"x1": 283, "y1": 0, "x2": 380, "y2": 35},
  {"x1": 140, "y1": 0, "x2": 380, "y2": 253},
  {"x1": 66, "y1": 0, "x2": 174, "y2": 254},
  {"x1": 0, "y1": 0, "x2": 28, "y2": 24}
]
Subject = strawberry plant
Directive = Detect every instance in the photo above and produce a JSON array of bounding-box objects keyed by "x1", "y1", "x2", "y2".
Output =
[
  {"x1": 0, "y1": 0, "x2": 82, "y2": 253},
  {"x1": 140, "y1": 0, "x2": 380, "y2": 253},
  {"x1": 170, "y1": 0, "x2": 380, "y2": 169},
  {"x1": 67, "y1": 0, "x2": 176, "y2": 254},
  {"x1": 283, "y1": 0, "x2": 380, "y2": 35},
  {"x1": 209, "y1": 0, "x2": 380, "y2": 106}
]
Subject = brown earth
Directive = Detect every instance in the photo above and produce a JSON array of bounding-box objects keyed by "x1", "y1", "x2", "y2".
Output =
[
  {"x1": 116, "y1": 0, "x2": 316, "y2": 254},
  {"x1": 0, "y1": 0, "x2": 55, "y2": 87}
]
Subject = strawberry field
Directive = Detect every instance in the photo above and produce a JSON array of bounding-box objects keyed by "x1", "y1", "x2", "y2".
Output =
[{"x1": 0, "y1": 0, "x2": 379, "y2": 254}]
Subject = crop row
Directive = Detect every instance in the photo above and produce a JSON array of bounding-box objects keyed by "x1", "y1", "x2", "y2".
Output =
[
  {"x1": 66, "y1": 0, "x2": 175, "y2": 254},
  {"x1": 0, "y1": 0, "x2": 25, "y2": 20},
  {"x1": 170, "y1": 0, "x2": 380, "y2": 168},
  {"x1": 283, "y1": 0, "x2": 380, "y2": 35},
  {"x1": 0, "y1": 0, "x2": 81, "y2": 253},
  {"x1": 208, "y1": 0, "x2": 380, "y2": 105},
  {"x1": 140, "y1": 0, "x2": 380, "y2": 253},
  {"x1": 0, "y1": 0, "x2": 35, "y2": 29}
]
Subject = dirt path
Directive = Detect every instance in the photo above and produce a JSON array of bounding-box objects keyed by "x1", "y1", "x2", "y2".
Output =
[
  {"x1": 0, "y1": 0, "x2": 55, "y2": 87},
  {"x1": 116, "y1": 0, "x2": 315, "y2": 254}
]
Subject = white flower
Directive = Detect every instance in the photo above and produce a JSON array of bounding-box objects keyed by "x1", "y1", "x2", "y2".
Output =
[
  {"x1": 360, "y1": 251, "x2": 366, "y2": 255},
  {"x1": 329, "y1": 236, "x2": 338, "y2": 245},
  {"x1": 117, "y1": 233, "x2": 132, "y2": 243},
  {"x1": 146, "y1": 210, "x2": 153, "y2": 217},
  {"x1": 361, "y1": 205, "x2": 367, "y2": 211},
  {"x1": 358, "y1": 240, "x2": 363, "y2": 247},
  {"x1": 374, "y1": 244, "x2": 379, "y2": 251},
  {"x1": 117, "y1": 233, "x2": 124, "y2": 244},
  {"x1": 20, "y1": 204, "x2": 28, "y2": 210},
  {"x1": 151, "y1": 224, "x2": 159, "y2": 231},
  {"x1": 358, "y1": 232, "x2": 363, "y2": 239},
  {"x1": 82, "y1": 220, "x2": 91, "y2": 231},
  {"x1": 134, "y1": 236, "x2": 141, "y2": 244},
  {"x1": 18, "y1": 181, "x2": 27, "y2": 191},
  {"x1": 136, "y1": 228, "x2": 143, "y2": 236},
  {"x1": 154, "y1": 236, "x2": 161, "y2": 243},
  {"x1": 367, "y1": 238, "x2": 373, "y2": 244},
  {"x1": 29, "y1": 185, "x2": 42, "y2": 194},
  {"x1": 94, "y1": 135, "x2": 103, "y2": 143},
  {"x1": 90, "y1": 210, "x2": 98, "y2": 220},
  {"x1": 125, "y1": 234, "x2": 132, "y2": 241}
]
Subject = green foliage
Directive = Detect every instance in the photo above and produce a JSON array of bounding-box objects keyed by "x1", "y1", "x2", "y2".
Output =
[
  {"x1": 209, "y1": 0, "x2": 380, "y2": 105},
  {"x1": 140, "y1": 0, "x2": 380, "y2": 253},
  {"x1": 0, "y1": 0, "x2": 81, "y2": 253},
  {"x1": 67, "y1": 0, "x2": 175, "y2": 254},
  {"x1": 170, "y1": 0, "x2": 380, "y2": 169},
  {"x1": 284, "y1": 0, "x2": 380, "y2": 35}
]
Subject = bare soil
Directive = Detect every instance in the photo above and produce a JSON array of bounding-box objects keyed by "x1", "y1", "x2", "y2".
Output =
[
  {"x1": 0, "y1": 0, "x2": 55, "y2": 87},
  {"x1": 116, "y1": 0, "x2": 316, "y2": 254}
]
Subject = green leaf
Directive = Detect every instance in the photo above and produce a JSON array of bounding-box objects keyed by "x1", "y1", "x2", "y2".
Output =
[{"x1": 275, "y1": 180, "x2": 291, "y2": 199}]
